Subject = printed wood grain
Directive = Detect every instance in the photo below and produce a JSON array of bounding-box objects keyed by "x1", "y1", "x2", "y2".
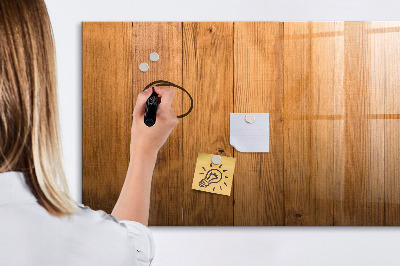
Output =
[
  {"x1": 182, "y1": 22, "x2": 234, "y2": 225},
  {"x1": 82, "y1": 22, "x2": 133, "y2": 213},
  {"x1": 283, "y1": 22, "x2": 338, "y2": 225},
  {"x1": 334, "y1": 22, "x2": 385, "y2": 225},
  {"x1": 363, "y1": 22, "x2": 385, "y2": 225},
  {"x1": 283, "y1": 22, "x2": 311, "y2": 225},
  {"x1": 233, "y1": 22, "x2": 284, "y2": 225},
  {"x1": 333, "y1": 22, "x2": 346, "y2": 225},
  {"x1": 383, "y1": 22, "x2": 400, "y2": 225},
  {"x1": 309, "y1": 22, "x2": 336, "y2": 225},
  {"x1": 132, "y1": 22, "x2": 183, "y2": 226},
  {"x1": 83, "y1": 22, "x2": 400, "y2": 226}
]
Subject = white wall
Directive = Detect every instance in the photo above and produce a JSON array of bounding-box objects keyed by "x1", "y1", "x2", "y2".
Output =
[{"x1": 45, "y1": 0, "x2": 400, "y2": 265}]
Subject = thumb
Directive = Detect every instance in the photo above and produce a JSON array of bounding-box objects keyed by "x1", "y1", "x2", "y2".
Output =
[{"x1": 133, "y1": 88, "x2": 152, "y2": 118}]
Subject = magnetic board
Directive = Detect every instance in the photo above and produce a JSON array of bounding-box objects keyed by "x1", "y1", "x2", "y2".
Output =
[{"x1": 83, "y1": 22, "x2": 400, "y2": 225}]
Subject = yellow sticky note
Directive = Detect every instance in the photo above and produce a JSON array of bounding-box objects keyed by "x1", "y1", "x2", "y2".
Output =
[{"x1": 192, "y1": 153, "x2": 236, "y2": 196}]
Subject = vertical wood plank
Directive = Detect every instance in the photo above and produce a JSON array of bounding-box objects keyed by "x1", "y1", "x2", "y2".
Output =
[
  {"x1": 333, "y1": 22, "x2": 346, "y2": 225},
  {"x1": 334, "y1": 22, "x2": 385, "y2": 225},
  {"x1": 384, "y1": 22, "x2": 400, "y2": 225},
  {"x1": 365, "y1": 22, "x2": 386, "y2": 225},
  {"x1": 283, "y1": 22, "x2": 312, "y2": 225},
  {"x1": 283, "y1": 22, "x2": 336, "y2": 225},
  {"x1": 182, "y1": 22, "x2": 234, "y2": 225},
  {"x1": 233, "y1": 22, "x2": 284, "y2": 225},
  {"x1": 310, "y1": 23, "x2": 336, "y2": 225},
  {"x1": 82, "y1": 22, "x2": 133, "y2": 213},
  {"x1": 132, "y1": 22, "x2": 183, "y2": 226}
]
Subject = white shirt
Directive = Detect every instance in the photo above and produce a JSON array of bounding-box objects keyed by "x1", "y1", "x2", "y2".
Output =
[{"x1": 0, "y1": 171, "x2": 155, "y2": 266}]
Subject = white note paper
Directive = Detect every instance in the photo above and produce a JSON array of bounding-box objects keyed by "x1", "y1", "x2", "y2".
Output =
[{"x1": 230, "y1": 113, "x2": 269, "y2": 152}]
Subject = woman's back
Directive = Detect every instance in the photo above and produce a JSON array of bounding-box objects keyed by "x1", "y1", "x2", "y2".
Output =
[{"x1": 0, "y1": 171, "x2": 154, "y2": 266}]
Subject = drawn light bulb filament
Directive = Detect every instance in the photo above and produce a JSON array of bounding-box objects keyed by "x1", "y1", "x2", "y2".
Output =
[{"x1": 199, "y1": 169, "x2": 223, "y2": 188}]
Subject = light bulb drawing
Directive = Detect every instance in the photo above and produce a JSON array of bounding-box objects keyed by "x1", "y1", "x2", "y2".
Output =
[
  {"x1": 198, "y1": 163, "x2": 229, "y2": 191},
  {"x1": 192, "y1": 153, "x2": 236, "y2": 196}
]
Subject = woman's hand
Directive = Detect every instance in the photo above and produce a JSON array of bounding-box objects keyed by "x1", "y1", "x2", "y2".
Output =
[{"x1": 130, "y1": 87, "x2": 179, "y2": 157}]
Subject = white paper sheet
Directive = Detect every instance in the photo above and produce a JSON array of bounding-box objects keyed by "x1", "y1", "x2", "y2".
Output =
[{"x1": 229, "y1": 113, "x2": 269, "y2": 153}]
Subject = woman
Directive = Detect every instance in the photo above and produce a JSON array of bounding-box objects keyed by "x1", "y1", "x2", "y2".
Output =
[{"x1": 0, "y1": 0, "x2": 179, "y2": 265}]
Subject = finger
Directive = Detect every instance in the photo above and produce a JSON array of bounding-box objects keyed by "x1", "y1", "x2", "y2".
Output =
[
  {"x1": 132, "y1": 88, "x2": 152, "y2": 117},
  {"x1": 153, "y1": 86, "x2": 167, "y2": 96},
  {"x1": 156, "y1": 104, "x2": 175, "y2": 117},
  {"x1": 158, "y1": 88, "x2": 175, "y2": 108}
]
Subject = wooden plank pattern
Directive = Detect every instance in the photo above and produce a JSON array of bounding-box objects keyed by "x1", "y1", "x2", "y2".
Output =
[
  {"x1": 384, "y1": 22, "x2": 400, "y2": 225},
  {"x1": 132, "y1": 22, "x2": 183, "y2": 226},
  {"x1": 334, "y1": 22, "x2": 385, "y2": 225},
  {"x1": 182, "y1": 22, "x2": 234, "y2": 225},
  {"x1": 364, "y1": 22, "x2": 385, "y2": 225},
  {"x1": 333, "y1": 22, "x2": 346, "y2": 226},
  {"x1": 83, "y1": 22, "x2": 133, "y2": 213},
  {"x1": 83, "y1": 22, "x2": 400, "y2": 226},
  {"x1": 233, "y1": 22, "x2": 284, "y2": 225},
  {"x1": 310, "y1": 23, "x2": 336, "y2": 225},
  {"x1": 283, "y1": 22, "x2": 314, "y2": 225}
]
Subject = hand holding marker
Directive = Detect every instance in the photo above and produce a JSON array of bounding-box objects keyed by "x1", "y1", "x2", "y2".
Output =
[
  {"x1": 143, "y1": 80, "x2": 193, "y2": 127},
  {"x1": 139, "y1": 53, "x2": 193, "y2": 128},
  {"x1": 131, "y1": 86, "x2": 179, "y2": 155},
  {"x1": 131, "y1": 52, "x2": 193, "y2": 155}
]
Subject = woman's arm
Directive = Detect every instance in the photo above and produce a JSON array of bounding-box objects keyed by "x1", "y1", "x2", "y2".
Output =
[
  {"x1": 111, "y1": 87, "x2": 179, "y2": 226},
  {"x1": 111, "y1": 147, "x2": 157, "y2": 225}
]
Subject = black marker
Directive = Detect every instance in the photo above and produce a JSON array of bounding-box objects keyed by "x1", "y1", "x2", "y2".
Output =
[{"x1": 144, "y1": 87, "x2": 158, "y2": 127}]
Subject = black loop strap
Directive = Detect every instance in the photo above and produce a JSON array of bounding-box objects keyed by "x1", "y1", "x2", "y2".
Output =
[{"x1": 143, "y1": 80, "x2": 193, "y2": 119}]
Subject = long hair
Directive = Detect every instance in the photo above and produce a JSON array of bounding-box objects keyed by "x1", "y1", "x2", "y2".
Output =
[{"x1": 0, "y1": 0, "x2": 76, "y2": 216}]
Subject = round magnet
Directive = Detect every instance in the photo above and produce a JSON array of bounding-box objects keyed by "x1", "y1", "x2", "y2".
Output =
[
  {"x1": 211, "y1": 155, "x2": 222, "y2": 165},
  {"x1": 139, "y1": 62, "x2": 149, "y2": 72},
  {"x1": 245, "y1": 113, "x2": 255, "y2": 124},
  {"x1": 149, "y1": 52, "x2": 159, "y2": 62}
]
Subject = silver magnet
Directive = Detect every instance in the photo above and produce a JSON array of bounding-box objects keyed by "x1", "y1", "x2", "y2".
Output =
[
  {"x1": 149, "y1": 52, "x2": 159, "y2": 62},
  {"x1": 245, "y1": 113, "x2": 255, "y2": 124},
  {"x1": 211, "y1": 155, "x2": 222, "y2": 165},
  {"x1": 139, "y1": 62, "x2": 149, "y2": 72}
]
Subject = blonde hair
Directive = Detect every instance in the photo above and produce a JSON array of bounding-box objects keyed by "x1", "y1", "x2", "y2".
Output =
[{"x1": 0, "y1": 0, "x2": 76, "y2": 216}]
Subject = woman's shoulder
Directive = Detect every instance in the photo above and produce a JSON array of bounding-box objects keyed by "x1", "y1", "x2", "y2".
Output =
[
  {"x1": 73, "y1": 203, "x2": 155, "y2": 265},
  {"x1": 74, "y1": 202, "x2": 120, "y2": 224}
]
